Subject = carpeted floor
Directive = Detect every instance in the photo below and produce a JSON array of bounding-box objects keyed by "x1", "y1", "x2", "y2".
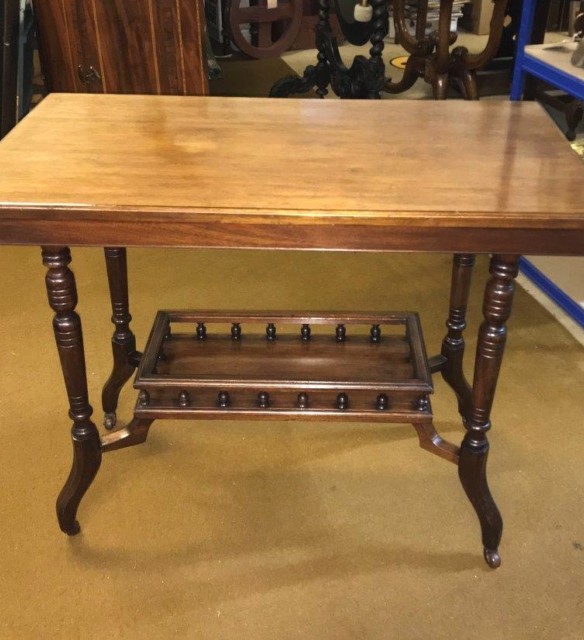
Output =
[
  {"x1": 0, "y1": 248, "x2": 583, "y2": 639},
  {"x1": 210, "y1": 56, "x2": 317, "y2": 98},
  {"x1": 4, "y1": 37, "x2": 584, "y2": 640}
]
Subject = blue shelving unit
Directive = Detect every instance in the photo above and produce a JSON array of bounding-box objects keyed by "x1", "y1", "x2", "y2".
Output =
[
  {"x1": 519, "y1": 258, "x2": 584, "y2": 329},
  {"x1": 511, "y1": 0, "x2": 584, "y2": 101}
]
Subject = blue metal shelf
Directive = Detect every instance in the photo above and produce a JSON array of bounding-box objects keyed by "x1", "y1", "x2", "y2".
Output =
[
  {"x1": 519, "y1": 258, "x2": 584, "y2": 329},
  {"x1": 511, "y1": 0, "x2": 584, "y2": 101}
]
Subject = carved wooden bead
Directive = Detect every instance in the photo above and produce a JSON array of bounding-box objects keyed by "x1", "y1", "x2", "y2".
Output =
[
  {"x1": 297, "y1": 392, "x2": 309, "y2": 409},
  {"x1": 218, "y1": 391, "x2": 230, "y2": 408},
  {"x1": 231, "y1": 323, "x2": 242, "y2": 340},
  {"x1": 376, "y1": 394, "x2": 389, "y2": 410},
  {"x1": 370, "y1": 324, "x2": 381, "y2": 343},
  {"x1": 196, "y1": 322, "x2": 207, "y2": 339},
  {"x1": 335, "y1": 324, "x2": 346, "y2": 342},
  {"x1": 266, "y1": 323, "x2": 277, "y2": 340},
  {"x1": 336, "y1": 393, "x2": 349, "y2": 410},
  {"x1": 301, "y1": 324, "x2": 311, "y2": 340},
  {"x1": 177, "y1": 390, "x2": 190, "y2": 407},
  {"x1": 258, "y1": 391, "x2": 270, "y2": 408},
  {"x1": 138, "y1": 390, "x2": 150, "y2": 407}
]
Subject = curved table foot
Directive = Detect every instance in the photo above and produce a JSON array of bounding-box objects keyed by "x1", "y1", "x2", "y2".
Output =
[
  {"x1": 102, "y1": 350, "x2": 137, "y2": 426},
  {"x1": 458, "y1": 435, "x2": 503, "y2": 569},
  {"x1": 102, "y1": 248, "x2": 140, "y2": 423},
  {"x1": 56, "y1": 425, "x2": 102, "y2": 535}
]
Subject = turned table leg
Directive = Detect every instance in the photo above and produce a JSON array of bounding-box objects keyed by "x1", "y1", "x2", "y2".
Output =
[
  {"x1": 42, "y1": 246, "x2": 101, "y2": 535},
  {"x1": 441, "y1": 253, "x2": 475, "y2": 422},
  {"x1": 459, "y1": 254, "x2": 519, "y2": 568},
  {"x1": 102, "y1": 247, "x2": 140, "y2": 430}
]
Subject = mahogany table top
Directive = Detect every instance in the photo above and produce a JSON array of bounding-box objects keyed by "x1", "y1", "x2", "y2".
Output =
[{"x1": 0, "y1": 94, "x2": 583, "y2": 254}]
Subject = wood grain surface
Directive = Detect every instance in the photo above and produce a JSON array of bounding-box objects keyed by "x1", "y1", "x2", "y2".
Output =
[
  {"x1": 33, "y1": 0, "x2": 208, "y2": 95},
  {"x1": 0, "y1": 94, "x2": 583, "y2": 253}
]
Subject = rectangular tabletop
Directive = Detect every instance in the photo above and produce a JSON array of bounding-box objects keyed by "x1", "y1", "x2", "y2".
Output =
[{"x1": 0, "y1": 94, "x2": 583, "y2": 254}]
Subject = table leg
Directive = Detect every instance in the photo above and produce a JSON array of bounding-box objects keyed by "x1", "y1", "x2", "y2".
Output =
[
  {"x1": 459, "y1": 254, "x2": 519, "y2": 568},
  {"x1": 102, "y1": 247, "x2": 141, "y2": 429},
  {"x1": 42, "y1": 246, "x2": 101, "y2": 535},
  {"x1": 441, "y1": 253, "x2": 475, "y2": 422}
]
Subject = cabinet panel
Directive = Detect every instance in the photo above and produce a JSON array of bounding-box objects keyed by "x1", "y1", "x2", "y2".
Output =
[
  {"x1": 33, "y1": 0, "x2": 103, "y2": 93},
  {"x1": 34, "y1": 0, "x2": 208, "y2": 96},
  {"x1": 175, "y1": 0, "x2": 209, "y2": 95},
  {"x1": 92, "y1": 0, "x2": 159, "y2": 93},
  {"x1": 149, "y1": 0, "x2": 209, "y2": 95}
]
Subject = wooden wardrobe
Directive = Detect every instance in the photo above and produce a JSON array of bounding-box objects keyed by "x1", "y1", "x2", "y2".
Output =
[{"x1": 33, "y1": 0, "x2": 209, "y2": 95}]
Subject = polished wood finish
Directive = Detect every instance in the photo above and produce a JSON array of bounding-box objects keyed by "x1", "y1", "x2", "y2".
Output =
[
  {"x1": 388, "y1": 0, "x2": 510, "y2": 100},
  {"x1": 102, "y1": 248, "x2": 141, "y2": 429},
  {"x1": 32, "y1": 0, "x2": 208, "y2": 95},
  {"x1": 0, "y1": 95, "x2": 583, "y2": 254},
  {"x1": 458, "y1": 254, "x2": 519, "y2": 569},
  {"x1": 133, "y1": 310, "x2": 433, "y2": 419},
  {"x1": 42, "y1": 246, "x2": 101, "y2": 535},
  {"x1": 228, "y1": 0, "x2": 303, "y2": 59},
  {"x1": 440, "y1": 254, "x2": 475, "y2": 421},
  {"x1": 1, "y1": 95, "x2": 583, "y2": 567}
]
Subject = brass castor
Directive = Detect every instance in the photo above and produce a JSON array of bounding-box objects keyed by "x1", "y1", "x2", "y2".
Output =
[{"x1": 484, "y1": 548, "x2": 501, "y2": 569}]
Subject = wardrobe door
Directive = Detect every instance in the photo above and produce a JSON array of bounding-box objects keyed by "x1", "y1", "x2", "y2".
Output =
[
  {"x1": 92, "y1": 0, "x2": 209, "y2": 95},
  {"x1": 34, "y1": 0, "x2": 208, "y2": 96},
  {"x1": 149, "y1": 0, "x2": 209, "y2": 95},
  {"x1": 33, "y1": 0, "x2": 104, "y2": 93}
]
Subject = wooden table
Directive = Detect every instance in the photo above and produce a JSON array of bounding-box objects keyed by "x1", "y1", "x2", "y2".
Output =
[{"x1": 1, "y1": 94, "x2": 583, "y2": 569}]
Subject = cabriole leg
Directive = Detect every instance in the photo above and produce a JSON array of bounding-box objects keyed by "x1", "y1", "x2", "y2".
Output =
[
  {"x1": 102, "y1": 247, "x2": 140, "y2": 430},
  {"x1": 42, "y1": 246, "x2": 102, "y2": 535},
  {"x1": 459, "y1": 254, "x2": 519, "y2": 568}
]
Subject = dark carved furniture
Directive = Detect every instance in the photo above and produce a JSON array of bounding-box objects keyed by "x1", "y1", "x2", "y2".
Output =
[
  {"x1": 270, "y1": 0, "x2": 510, "y2": 99},
  {"x1": 387, "y1": 0, "x2": 510, "y2": 99},
  {"x1": 228, "y1": 0, "x2": 303, "y2": 58},
  {"x1": 32, "y1": 0, "x2": 209, "y2": 95},
  {"x1": 0, "y1": 95, "x2": 583, "y2": 568}
]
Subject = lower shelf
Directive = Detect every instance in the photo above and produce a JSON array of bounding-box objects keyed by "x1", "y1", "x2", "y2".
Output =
[{"x1": 133, "y1": 310, "x2": 434, "y2": 423}]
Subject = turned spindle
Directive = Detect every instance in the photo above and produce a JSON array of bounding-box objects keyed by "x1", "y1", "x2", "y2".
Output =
[
  {"x1": 231, "y1": 323, "x2": 241, "y2": 340},
  {"x1": 297, "y1": 392, "x2": 309, "y2": 409},
  {"x1": 258, "y1": 391, "x2": 270, "y2": 408},
  {"x1": 336, "y1": 393, "x2": 349, "y2": 410},
  {"x1": 336, "y1": 324, "x2": 346, "y2": 342},
  {"x1": 178, "y1": 390, "x2": 190, "y2": 407},
  {"x1": 266, "y1": 323, "x2": 277, "y2": 340},
  {"x1": 370, "y1": 324, "x2": 381, "y2": 343},
  {"x1": 218, "y1": 391, "x2": 230, "y2": 408},
  {"x1": 196, "y1": 322, "x2": 207, "y2": 340},
  {"x1": 301, "y1": 324, "x2": 311, "y2": 341}
]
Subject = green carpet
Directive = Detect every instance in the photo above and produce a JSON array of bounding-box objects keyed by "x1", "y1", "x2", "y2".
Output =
[{"x1": 0, "y1": 247, "x2": 583, "y2": 638}]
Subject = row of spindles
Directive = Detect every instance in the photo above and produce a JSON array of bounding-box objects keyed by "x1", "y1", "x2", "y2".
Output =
[
  {"x1": 185, "y1": 322, "x2": 384, "y2": 342},
  {"x1": 139, "y1": 389, "x2": 403, "y2": 411}
]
